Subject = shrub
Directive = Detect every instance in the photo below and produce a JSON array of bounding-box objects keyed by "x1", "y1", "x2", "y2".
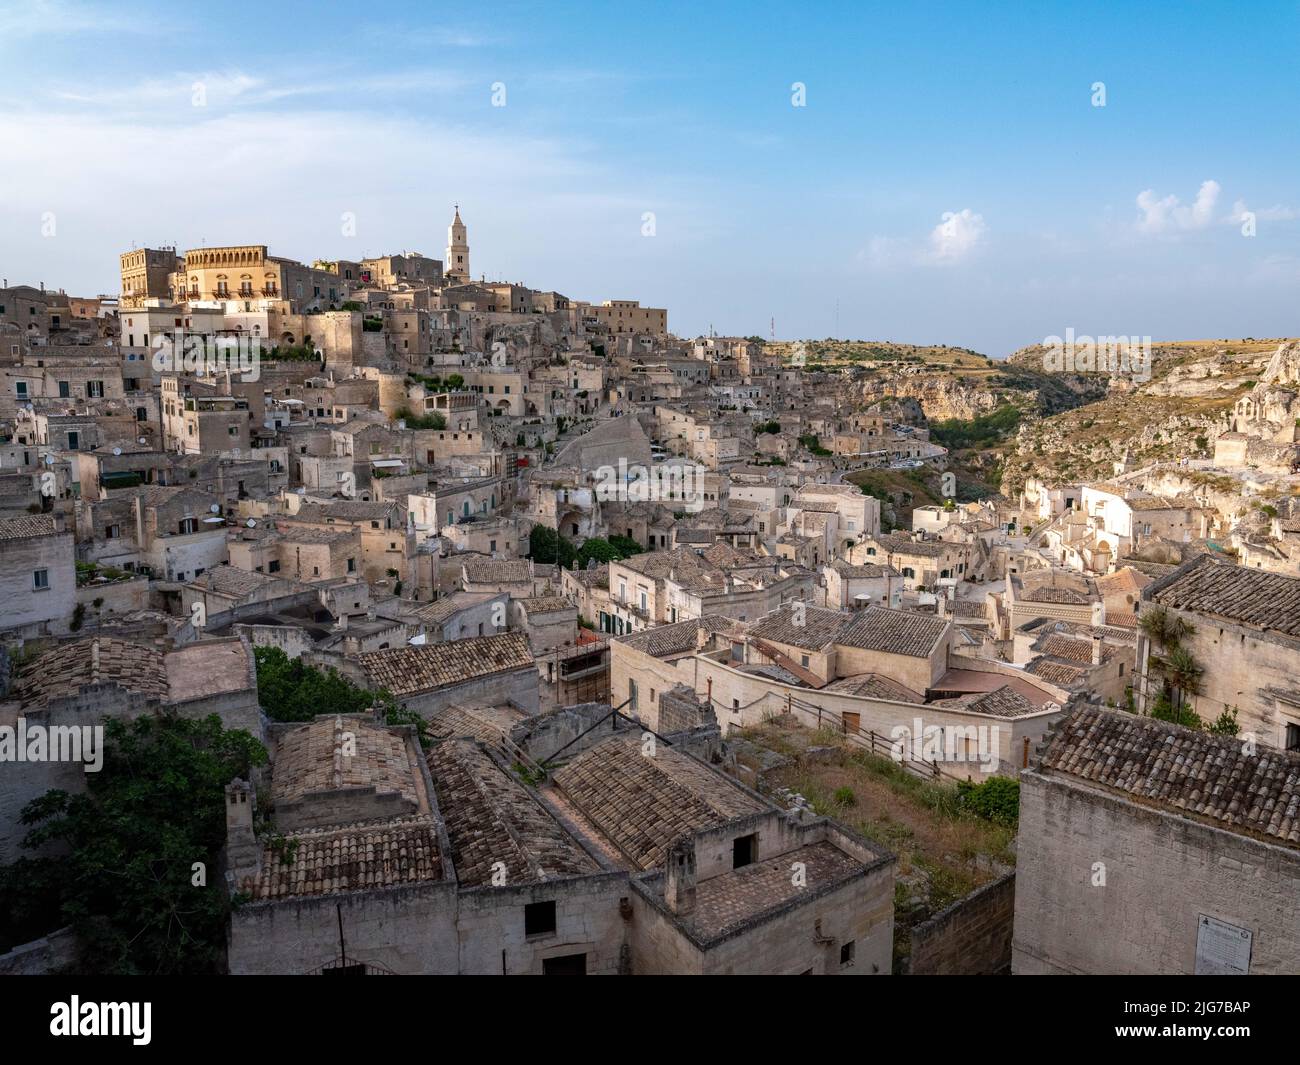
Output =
[
  {"x1": 955, "y1": 776, "x2": 1020, "y2": 826},
  {"x1": 832, "y1": 786, "x2": 856, "y2": 807}
]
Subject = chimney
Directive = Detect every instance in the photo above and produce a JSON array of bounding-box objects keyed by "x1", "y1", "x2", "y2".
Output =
[
  {"x1": 1091, "y1": 632, "x2": 1104, "y2": 666},
  {"x1": 664, "y1": 837, "x2": 697, "y2": 916},
  {"x1": 937, "y1": 593, "x2": 947, "y2": 618},
  {"x1": 224, "y1": 780, "x2": 262, "y2": 884},
  {"x1": 51, "y1": 509, "x2": 66, "y2": 533},
  {"x1": 1090, "y1": 600, "x2": 1105, "y2": 627}
]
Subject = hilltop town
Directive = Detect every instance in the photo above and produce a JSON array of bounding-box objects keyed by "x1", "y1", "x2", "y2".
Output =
[{"x1": 1, "y1": 210, "x2": 1297, "y2": 977}]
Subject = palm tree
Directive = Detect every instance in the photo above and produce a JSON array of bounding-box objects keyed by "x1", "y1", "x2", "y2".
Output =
[
  {"x1": 1151, "y1": 645, "x2": 1204, "y2": 710},
  {"x1": 1138, "y1": 605, "x2": 1196, "y2": 649},
  {"x1": 1139, "y1": 605, "x2": 1201, "y2": 714}
]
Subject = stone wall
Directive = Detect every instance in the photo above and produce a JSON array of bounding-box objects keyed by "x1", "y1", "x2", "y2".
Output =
[
  {"x1": 1013, "y1": 769, "x2": 1300, "y2": 974},
  {"x1": 906, "y1": 871, "x2": 1015, "y2": 974},
  {"x1": 227, "y1": 882, "x2": 460, "y2": 974},
  {"x1": 0, "y1": 926, "x2": 78, "y2": 975}
]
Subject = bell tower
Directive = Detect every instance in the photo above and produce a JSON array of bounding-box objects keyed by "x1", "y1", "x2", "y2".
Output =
[{"x1": 445, "y1": 205, "x2": 470, "y2": 284}]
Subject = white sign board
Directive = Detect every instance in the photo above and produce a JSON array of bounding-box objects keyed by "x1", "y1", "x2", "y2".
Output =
[{"x1": 1194, "y1": 914, "x2": 1252, "y2": 975}]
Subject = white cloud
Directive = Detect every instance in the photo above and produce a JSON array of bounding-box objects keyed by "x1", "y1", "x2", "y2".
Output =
[
  {"x1": 858, "y1": 208, "x2": 987, "y2": 269},
  {"x1": 1135, "y1": 179, "x2": 1220, "y2": 234},
  {"x1": 928, "y1": 208, "x2": 987, "y2": 262}
]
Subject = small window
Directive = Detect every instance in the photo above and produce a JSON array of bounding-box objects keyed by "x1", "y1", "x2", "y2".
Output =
[
  {"x1": 524, "y1": 900, "x2": 556, "y2": 937},
  {"x1": 33, "y1": 568, "x2": 49, "y2": 590},
  {"x1": 840, "y1": 941, "x2": 856, "y2": 967},
  {"x1": 1287, "y1": 723, "x2": 1300, "y2": 752},
  {"x1": 732, "y1": 834, "x2": 756, "y2": 869}
]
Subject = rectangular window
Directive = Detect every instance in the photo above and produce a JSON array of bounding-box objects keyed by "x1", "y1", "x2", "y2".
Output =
[
  {"x1": 524, "y1": 901, "x2": 556, "y2": 937},
  {"x1": 840, "y1": 941, "x2": 856, "y2": 967},
  {"x1": 732, "y1": 834, "x2": 756, "y2": 869},
  {"x1": 33, "y1": 568, "x2": 49, "y2": 590}
]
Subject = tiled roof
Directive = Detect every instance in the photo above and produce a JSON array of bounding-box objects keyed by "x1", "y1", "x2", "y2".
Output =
[
  {"x1": 934, "y1": 684, "x2": 1041, "y2": 719},
  {"x1": 428, "y1": 740, "x2": 597, "y2": 886},
  {"x1": 836, "y1": 607, "x2": 949, "y2": 658},
  {"x1": 294, "y1": 500, "x2": 400, "y2": 524},
  {"x1": 747, "y1": 603, "x2": 848, "y2": 651},
  {"x1": 824, "y1": 672, "x2": 925, "y2": 703},
  {"x1": 1150, "y1": 557, "x2": 1300, "y2": 636},
  {"x1": 684, "y1": 841, "x2": 863, "y2": 940},
  {"x1": 829, "y1": 559, "x2": 899, "y2": 579},
  {"x1": 552, "y1": 734, "x2": 766, "y2": 869},
  {"x1": 425, "y1": 703, "x2": 527, "y2": 746},
  {"x1": 189, "y1": 564, "x2": 298, "y2": 598},
  {"x1": 240, "y1": 815, "x2": 442, "y2": 900},
  {"x1": 1040, "y1": 633, "x2": 1116, "y2": 663},
  {"x1": 14, "y1": 637, "x2": 168, "y2": 708},
  {"x1": 1024, "y1": 658, "x2": 1086, "y2": 686},
  {"x1": 0, "y1": 514, "x2": 61, "y2": 540},
  {"x1": 873, "y1": 533, "x2": 949, "y2": 558},
  {"x1": 463, "y1": 558, "x2": 531, "y2": 584},
  {"x1": 520, "y1": 596, "x2": 572, "y2": 614},
  {"x1": 272, "y1": 716, "x2": 419, "y2": 807},
  {"x1": 1039, "y1": 705, "x2": 1300, "y2": 847},
  {"x1": 358, "y1": 631, "x2": 534, "y2": 695},
  {"x1": 618, "y1": 614, "x2": 736, "y2": 658}
]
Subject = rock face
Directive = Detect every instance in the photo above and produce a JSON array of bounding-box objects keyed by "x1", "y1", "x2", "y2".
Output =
[
  {"x1": 858, "y1": 373, "x2": 1005, "y2": 421},
  {"x1": 1259, "y1": 340, "x2": 1300, "y2": 388},
  {"x1": 997, "y1": 339, "x2": 1299, "y2": 495}
]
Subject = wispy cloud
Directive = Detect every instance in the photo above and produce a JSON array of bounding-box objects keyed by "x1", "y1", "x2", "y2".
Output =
[
  {"x1": 1229, "y1": 198, "x2": 1300, "y2": 224},
  {"x1": 49, "y1": 69, "x2": 473, "y2": 110},
  {"x1": 1134, "y1": 179, "x2": 1220, "y2": 234},
  {"x1": 0, "y1": 0, "x2": 153, "y2": 39}
]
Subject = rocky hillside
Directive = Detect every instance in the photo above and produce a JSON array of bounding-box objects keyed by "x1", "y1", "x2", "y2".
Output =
[
  {"x1": 998, "y1": 338, "x2": 1296, "y2": 495},
  {"x1": 771, "y1": 339, "x2": 1109, "y2": 421}
]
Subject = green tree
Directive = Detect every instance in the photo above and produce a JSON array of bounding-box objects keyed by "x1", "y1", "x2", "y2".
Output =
[
  {"x1": 252, "y1": 646, "x2": 387, "y2": 722},
  {"x1": 0, "y1": 715, "x2": 266, "y2": 972},
  {"x1": 528, "y1": 525, "x2": 576, "y2": 568},
  {"x1": 1207, "y1": 705, "x2": 1241, "y2": 737}
]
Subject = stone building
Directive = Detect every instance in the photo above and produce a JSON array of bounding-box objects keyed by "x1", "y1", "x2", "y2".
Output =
[
  {"x1": 1, "y1": 635, "x2": 259, "y2": 864},
  {"x1": 0, "y1": 513, "x2": 75, "y2": 636},
  {"x1": 1014, "y1": 705, "x2": 1300, "y2": 974},
  {"x1": 226, "y1": 717, "x2": 894, "y2": 975},
  {"x1": 1136, "y1": 555, "x2": 1300, "y2": 750}
]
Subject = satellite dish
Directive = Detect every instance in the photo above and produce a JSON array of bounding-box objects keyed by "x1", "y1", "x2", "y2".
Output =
[
  {"x1": 210, "y1": 504, "x2": 220, "y2": 514},
  {"x1": 138, "y1": 437, "x2": 148, "y2": 444},
  {"x1": 246, "y1": 518, "x2": 256, "y2": 528},
  {"x1": 44, "y1": 455, "x2": 54, "y2": 466},
  {"x1": 112, "y1": 446, "x2": 122, "y2": 456}
]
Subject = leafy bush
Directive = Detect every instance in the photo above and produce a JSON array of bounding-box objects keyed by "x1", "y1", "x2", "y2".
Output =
[
  {"x1": 832, "y1": 786, "x2": 856, "y2": 807},
  {"x1": 253, "y1": 646, "x2": 393, "y2": 722},
  {"x1": 0, "y1": 715, "x2": 266, "y2": 970},
  {"x1": 955, "y1": 776, "x2": 1020, "y2": 825}
]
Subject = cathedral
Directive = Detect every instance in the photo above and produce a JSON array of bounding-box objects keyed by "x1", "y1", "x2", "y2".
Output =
[{"x1": 445, "y1": 206, "x2": 470, "y2": 284}]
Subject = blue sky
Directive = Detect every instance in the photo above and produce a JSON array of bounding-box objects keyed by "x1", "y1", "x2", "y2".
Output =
[{"x1": 2, "y1": 0, "x2": 1298, "y2": 354}]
